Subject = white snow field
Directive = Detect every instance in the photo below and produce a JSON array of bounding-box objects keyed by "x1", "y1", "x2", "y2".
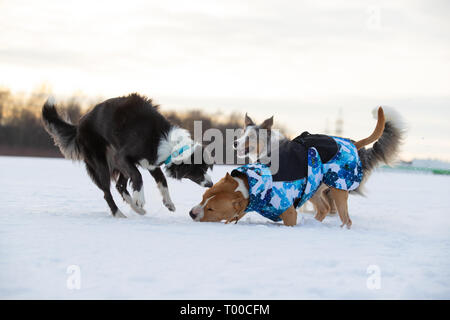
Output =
[{"x1": 1, "y1": 155, "x2": 449, "y2": 299}]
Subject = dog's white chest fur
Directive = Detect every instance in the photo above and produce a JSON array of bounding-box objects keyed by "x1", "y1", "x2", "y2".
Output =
[{"x1": 139, "y1": 159, "x2": 157, "y2": 170}]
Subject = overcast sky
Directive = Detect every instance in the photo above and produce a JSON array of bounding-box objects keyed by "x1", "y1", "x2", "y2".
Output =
[{"x1": 1, "y1": 0, "x2": 449, "y2": 160}]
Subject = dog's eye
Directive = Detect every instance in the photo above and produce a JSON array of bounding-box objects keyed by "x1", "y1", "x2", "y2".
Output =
[{"x1": 207, "y1": 208, "x2": 214, "y2": 211}]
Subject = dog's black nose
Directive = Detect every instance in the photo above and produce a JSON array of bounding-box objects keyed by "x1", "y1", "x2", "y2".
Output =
[
  {"x1": 189, "y1": 210, "x2": 196, "y2": 220},
  {"x1": 233, "y1": 141, "x2": 238, "y2": 149},
  {"x1": 204, "y1": 181, "x2": 213, "y2": 188}
]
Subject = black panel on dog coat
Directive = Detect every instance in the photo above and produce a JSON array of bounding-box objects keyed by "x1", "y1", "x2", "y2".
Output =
[
  {"x1": 293, "y1": 132, "x2": 339, "y2": 163},
  {"x1": 269, "y1": 132, "x2": 338, "y2": 182}
]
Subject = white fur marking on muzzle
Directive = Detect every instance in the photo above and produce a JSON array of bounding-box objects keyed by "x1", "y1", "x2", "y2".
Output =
[{"x1": 191, "y1": 196, "x2": 214, "y2": 221}]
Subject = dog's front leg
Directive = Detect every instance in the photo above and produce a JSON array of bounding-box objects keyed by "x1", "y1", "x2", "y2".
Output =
[
  {"x1": 280, "y1": 206, "x2": 298, "y2": 226},
  {"x1": 149, "y1": 167, "x2": 176, "y2": 212}
]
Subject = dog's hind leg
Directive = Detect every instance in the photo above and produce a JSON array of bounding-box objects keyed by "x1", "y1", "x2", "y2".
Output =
[
  {"x1": 115, "y1": 152, "x2": 145, "y2": 212},
  {"x1": 310, "y1": 184, "x2": 331, "y2": 220},
  {"x1": 329, "y1": 188, "x2": 351, "y2": 229},
  {"x1": 323, "y1": 188, "x2": 337, "y2": 215},
  {"x1": 85, "y1": 162, "x2": 126, "y2": 218},
  {"x1": 149, "y1": 167, "x2": 176, "y2": 212},
  {"x1": 311, "y1": 192, "x2": 330, "y2": 222},
  {"x1": 115, "y1": 173, "x2": 146, "y2": 215}
]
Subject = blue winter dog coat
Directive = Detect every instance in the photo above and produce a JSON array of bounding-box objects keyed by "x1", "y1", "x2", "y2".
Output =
[{"x1": 231, "y1": 135, "x2": 363, "y2": 222}]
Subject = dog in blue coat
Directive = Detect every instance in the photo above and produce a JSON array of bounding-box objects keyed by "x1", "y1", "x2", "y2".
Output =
[{"x1": 190, "y1": 107, "x2": 405, "y2": 228}]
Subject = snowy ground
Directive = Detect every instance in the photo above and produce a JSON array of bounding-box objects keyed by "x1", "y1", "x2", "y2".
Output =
[{"x1": 1, "y1": 156, "x2": 449, "y2": 299}]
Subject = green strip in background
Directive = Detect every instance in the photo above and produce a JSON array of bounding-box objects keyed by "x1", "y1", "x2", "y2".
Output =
[
  {"x1": 380, "y1": 165, "x2": 450, "y2": 176},
  {"x1": 432, "y1": 169, "x2": 450, "y2": 175}
]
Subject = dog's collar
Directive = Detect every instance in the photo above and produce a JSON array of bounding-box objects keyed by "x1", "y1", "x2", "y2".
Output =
[{"x1": 164, "y1": 145, "x2": 191, "y2": 165}]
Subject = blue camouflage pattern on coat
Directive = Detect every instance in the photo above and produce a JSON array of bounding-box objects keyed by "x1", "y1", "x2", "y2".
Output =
[
  {"x1": 233, "y1": 138, "x2": 363, "y2": 222},
  {"x1": 295, "y1": 148, "x2": 324, "y2": 209},
  {"x1": 323, "y1": 137, "x2": 363, "y2": 191}
]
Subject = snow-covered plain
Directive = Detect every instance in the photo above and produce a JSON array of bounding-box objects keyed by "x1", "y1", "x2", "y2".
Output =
[{"x1": 1, "y1": 156, "x2": 449, "y2": 299}]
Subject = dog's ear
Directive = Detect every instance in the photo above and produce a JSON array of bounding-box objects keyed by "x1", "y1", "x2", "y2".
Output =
[
  {"x1": 232, "y1": 197, "x2": 247, "y2": 214},
  {"x1": 225, "y1": 172, "x2": 233, "y2": 182},
  {"x1": 245, "y1": 113, "x2": 255, "y2": 127},
  {"x1": 224, "y1": 196, "x2": 248, "y2": 224},
  {"x1": 260, "y1": 116, "x2": 274, "y2": 130}
]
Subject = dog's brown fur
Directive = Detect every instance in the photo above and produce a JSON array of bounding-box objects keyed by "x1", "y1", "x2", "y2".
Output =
[
  {"x1": 196, "y1": 173, "x2": 249, "y2": 224},
  {"x1": 354, "y1": 107, "x2": 385, "y2": 150}
]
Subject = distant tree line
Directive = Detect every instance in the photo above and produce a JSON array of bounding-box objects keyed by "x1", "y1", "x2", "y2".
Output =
[
  {"x1": 0, "y1": 87, "x2": 271, "y2": 162},
  {"x1": 0, "y1": 87, "x2": 84, "y2": 157}
]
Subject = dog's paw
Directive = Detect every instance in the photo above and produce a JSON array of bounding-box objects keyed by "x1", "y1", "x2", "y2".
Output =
[
  {"x1": 123, "y1": 192, "x2": 147, "y2": 215},
  {"x1": 164, "y1": 200, "x2": 176, "y2": 212},
  {"x1": 132, "y1": 188, "x2": 145, "y2": 209},
  {"x1": 132, "y1": 204, "x2": 147, "y2": 215},
  {"x1": 340, "y1": 220, "x2": 352, "y2": 229},
  {"x1": 113, "y1": 209, "x2": 127, "y2": 218}
]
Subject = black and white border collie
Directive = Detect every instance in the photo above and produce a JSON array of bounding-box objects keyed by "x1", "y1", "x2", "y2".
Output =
[{"x1": 42, "y1": 93, "x2": 213, "y2": 218}]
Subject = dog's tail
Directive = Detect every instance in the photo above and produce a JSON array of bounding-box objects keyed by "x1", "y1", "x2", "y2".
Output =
[
  {"x1": 42, "y1": 97, "x2": 83, "y2": 161},
  {"x1": 354, "y1": 106, "x2": 406, "y2": 194},
  {"x1": 354, "y1": 107, "x2": 385, "y2": 150}
]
